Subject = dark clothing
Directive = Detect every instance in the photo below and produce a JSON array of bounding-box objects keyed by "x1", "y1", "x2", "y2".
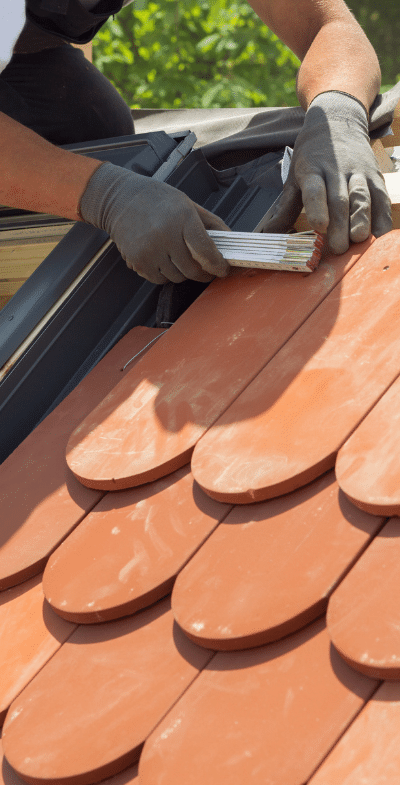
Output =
[
  {"x1": 0, "y1": 44, "x2": 134, "y2": 145},
  {"x1": 26, "y1": 0, "x2": 124, "y2": 44}
]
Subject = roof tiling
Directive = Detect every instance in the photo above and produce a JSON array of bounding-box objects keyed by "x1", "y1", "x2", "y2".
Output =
[
  {"x1": 336, "y1": 373, "x2": 400, "y2": 515},
  {"x1": 191, "y1": 231, "x2": 400, "y2": 503},
  {"x1": 2, "y1": 598, "x2": 211, "y2": 785},
  {"x1": 307, "y1": 681, "x2": 400, "y2": 785},
  {"x1": 327, "y1": 517, "x2": 400, "y2": 679},
  {"x1": 0, "y1": 326, "x2": 164, "y2": 591},
  {"x1": 2, "y1": 231, "x2": 400, "y2": 784},
  {"x1": 0, "y1": 574, "x2": 75, "y2": 726},
  {"x1": 171, "y1": 470, "x2": 384, "y2": 650},
  {"x1": 138, "y1": 619, "x2": 377, "y2": 785},
  {"x1": 65, "y1": 237, "x2": 371, "y2": 492},
  {"x1": 43, "y1": 466, "x2": 230, "y2": 624}
]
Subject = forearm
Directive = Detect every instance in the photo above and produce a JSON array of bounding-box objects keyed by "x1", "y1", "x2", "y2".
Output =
[
  {"x1": 0, "y1": 111, "x2": 102, "y2": 220},
  {"x1": 296, "y1": 19, "x2": 381, "y2": 112},
  {"x1": 246, "y1": 0, "x2": 381, "y2": 113}
]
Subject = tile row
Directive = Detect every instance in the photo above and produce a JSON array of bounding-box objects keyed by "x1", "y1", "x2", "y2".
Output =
[
  {"x1": 2, "y1": 234, "x2": 400, "y2": 785},
  {"x1": 2, "y1": 567, "x2": 400, "y2": 785},
  {"x1": 66, "y1": 237, "x2": 370, "y2": 491}
]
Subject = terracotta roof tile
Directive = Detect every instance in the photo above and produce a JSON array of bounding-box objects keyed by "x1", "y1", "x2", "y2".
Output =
[
  {"x1": 139, "y1": 619, "x2": 377, "y2": 785},
  {"x1": 43, "y1": 466, "x2": 230, "y2": 623},
  {"x1": 0, "y1": 327, "x2": 164, "y2": 591},
  {"x1": 336, "y1": 373, "x2": 400, "y2": 515},
  {"x1": 327, "y1": 518, "x2": 400, "y2": 679},
  {"x1": 65, "y1": 240, "x2": 369, "y2": 491},
  {"x1": 308, "y1": 681, "x2": 400, "y2": 785},
  {"x1": 172, "y1": 471, "x2": 384, "y2": 650},
  {"x1": 2, "y1": 598, "x2": 212, "y2": 785},
  {"x1": 0, "y1": 739, "x2": 27, "y2": 785},
  {"x1": 191, "y1": 231, "x2": 400, "y2": 503},
  {"x1": 0, "y1": 575, "x2": 75, "y2": 724},
  {"x1": 3, "y1": 232, "x2": 400, "y2": 785},
  {"x1": 0, "y1": 744, "x2": 139, "y2": 785}
]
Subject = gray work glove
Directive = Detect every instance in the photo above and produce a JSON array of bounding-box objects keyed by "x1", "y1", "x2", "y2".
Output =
[
  {"x1": 79, "y1": 161, "x2": 230, "y2": 283},
  {"x1": 261, "y1": 91, "x2": 393, "y2": 254}
]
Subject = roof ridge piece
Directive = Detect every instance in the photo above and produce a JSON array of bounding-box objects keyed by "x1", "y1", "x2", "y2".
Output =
[
  {"x1": 327, "y1": 517, "x2": 400, "y2": 680},
  {"x1": 171, "y1": 470, "x2": 385, "y2": 650},
  {"x1": 336, "y1": 372, "x2": 400, "y2": 515},
  {"x1": 191, "y1": 230, "x2": 400, "y2": 504},
  {"x1": 65, "y1": 239, "x2": 372, "y2": 491},
  {"x1": 0, "y1": 326, "x2": 164, "y2": 591}
]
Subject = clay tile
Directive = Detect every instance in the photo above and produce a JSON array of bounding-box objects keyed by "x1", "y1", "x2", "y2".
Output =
[
  {"x1": 336, "y1": 373, "x2": 400, "y2": 515},
  {"x1": 0, "y1": 327, "x2": 164, "y2": 591},
  {"x1": 43, "y1": 466, "x2": 230, "y2": 623},
  {"x1": 308, "y1": 681, "x2": 400, "y2": 785},
  {"x1": 65, "y1": 240, "x2": 369, "y2": 492},
  {"x1": 87, "y1": 763, "x2": 138, "y2": 785},
  {"x1": 2, "y1": 598, "x2": 212, "y2": 785},
  {"x1": 327, "y1": 518, "x2": 400, "y2": 679},
  {"x1": 1, "y1": 739, "x2": 26, "y2": 785},
  {"x1": 0, "y1": 575, "x2": 75, "y2": 726},
  {"x1": 172, "y1": 471, "x2": 384, "y2": 650},
  {"x1": 139, "y1": 619, "x2": 377, "y2": 785},
  {"x1": 191, "y1": 231, "x2": 400, "y2": 504},
  {"x1": 0, "y1": 741, "x2": 139, "y2": 785}
]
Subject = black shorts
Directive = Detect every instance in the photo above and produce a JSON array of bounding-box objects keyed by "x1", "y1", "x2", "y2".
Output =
[{"x1": 0, "y1": 44, "x2": 134, "y2": 145}]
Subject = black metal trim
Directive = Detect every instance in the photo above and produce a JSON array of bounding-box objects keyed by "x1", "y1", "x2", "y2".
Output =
[{"x1": 0, "y1": 130, "x2": 183, "y2": 370}]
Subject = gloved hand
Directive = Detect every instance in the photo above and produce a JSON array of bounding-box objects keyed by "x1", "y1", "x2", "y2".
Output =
[
  {"x1": 79, "y1": 161, "x2": 230, "y2": 283},
  {"x1": 260, "y1": 91, "x2": 393, "y2": 254}
]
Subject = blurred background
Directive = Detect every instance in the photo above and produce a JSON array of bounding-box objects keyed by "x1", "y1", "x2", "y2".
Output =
[{"x1": 92, "y1": 0, "x2": 399, "y2": 109}]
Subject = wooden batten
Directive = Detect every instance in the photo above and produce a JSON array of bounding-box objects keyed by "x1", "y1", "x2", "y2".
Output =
[
  {"x1": 381, "y1": 98, "x2": 400, "y2": 148},
  {"x1": 384, "y1": 170, "x2": 400, "y2": 230},
  {"x1": 0, "y1": 224, "x2": 73, "y2": 311},
  {"x1": 0, "y1": 239, "x2": 59, "y2": 310}
]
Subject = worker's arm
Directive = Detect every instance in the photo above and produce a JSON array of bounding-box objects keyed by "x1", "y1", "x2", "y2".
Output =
[
  {"x1": 0, "y1": 111, "x2": 229, "y2": 283},
  {"x1": 249, "y1": 0, "x2": 392, "y2": 252},
  {"x1": 0, "y1": 110, "x2": 100, "y2": 219}
]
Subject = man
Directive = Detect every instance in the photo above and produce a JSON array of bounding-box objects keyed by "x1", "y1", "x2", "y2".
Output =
[{"x1": 0, "y1": 0, "x2": 394, "y2": 284}]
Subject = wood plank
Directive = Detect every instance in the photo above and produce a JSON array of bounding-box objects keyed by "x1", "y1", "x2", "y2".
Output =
[
  {"x1": 172, "y1": 471, "x2": 384, "y2": 650},
  {"x1": 66, "y1": 240, "x2": 371, "y2": 491},
  {"x1": 191, "y1": 231, "x2": 400, "y2": 503},
  {"x1": 0, "y1": 240, "x2": 60, "y2": 309}
]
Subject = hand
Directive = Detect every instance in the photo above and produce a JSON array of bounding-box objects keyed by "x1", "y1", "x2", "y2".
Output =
[
  {"x1": 79, "y1": 161, "x2": 230, "y2": 283},
  {"x1": 261, "y1": 92, "x2": 393, "y2": 254}
]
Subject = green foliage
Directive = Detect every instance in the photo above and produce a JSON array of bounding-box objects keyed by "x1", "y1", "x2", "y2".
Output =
[
  {"x1": 93, "y1": 0, "x2": 400, "y2": 109},
  {"x1": 92, "y1": 0, "x2": 300, "y2": 108},
  {"x1": 351, "y1": 0, "x2": 400, "y2": 87}
]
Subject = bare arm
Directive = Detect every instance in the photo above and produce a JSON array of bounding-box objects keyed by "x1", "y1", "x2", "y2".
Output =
[
  {"x1": 0, "y1": 111, "x2": 229, "y2": 283},
  {"x1": 253, "y1": 0, "x2": 392, "y2": 252},
  {"x1": 245, "y1": 0, "x2": 381, "y2": 111},
  {"x1": 0, "y1": 111, "x2": 102, "y2": 219}
]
